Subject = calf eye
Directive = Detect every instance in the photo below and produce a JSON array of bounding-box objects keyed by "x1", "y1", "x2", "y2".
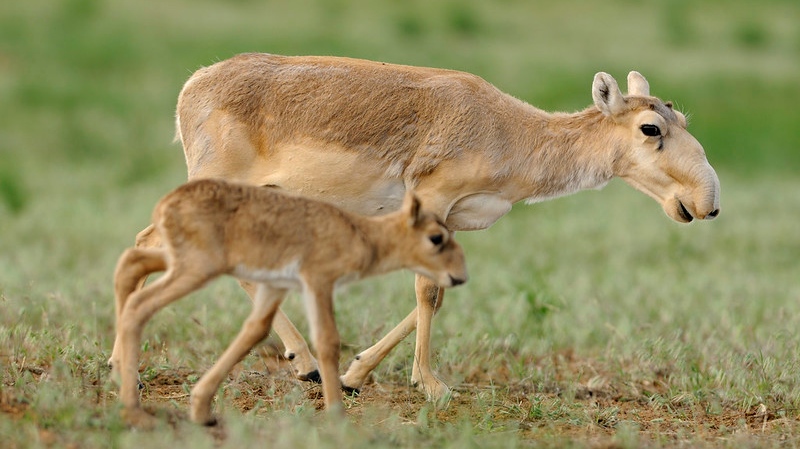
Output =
[
  {"x1": 429, "y1": 234, "x2": 444, "y2": 246},
  {"x1": 640, "y1": 124, "x2": 661, "y2": 137}
]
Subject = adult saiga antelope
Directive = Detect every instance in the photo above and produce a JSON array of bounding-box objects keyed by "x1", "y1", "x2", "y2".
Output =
[
  {"x1": 134, "y1": 53, "x2": 720, "y2": 401},
  {"x1": 111, "y1": 179, "x2": 467, "y2": 426}
]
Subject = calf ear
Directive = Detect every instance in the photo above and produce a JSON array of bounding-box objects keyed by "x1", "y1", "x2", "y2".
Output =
[
  {"x1": 402, "y1": 191, "x2": 423, "y2": 227},
  {"x1": 627, "y1": 71, "x2": 650, "y2": 96},
  {"x1": 592, "y1": 72, "x2": 626, "y2": 116}
]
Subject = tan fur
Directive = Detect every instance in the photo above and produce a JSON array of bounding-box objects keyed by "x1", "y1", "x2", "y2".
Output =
[
  {"x1": 110, "y1": 179, "x2": 466, "y2": 427},
  {"x1": 137, "y1": 53, "x2": 720, "y2": 401}
]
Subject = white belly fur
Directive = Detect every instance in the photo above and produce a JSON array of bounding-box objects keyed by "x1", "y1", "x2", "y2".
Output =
[
  {"x1": 233, "y1": 260, "x2": 302, "y2": 289},
  {"x1": 445, "y1": 192, "x2": 512, "y2": 231},
  {"x1": 233, "y1": 260, "x2": 361, "y2": 293}
]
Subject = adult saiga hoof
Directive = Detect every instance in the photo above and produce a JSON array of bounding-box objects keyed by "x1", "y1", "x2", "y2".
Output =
[{"x1": 341, "y1": 384, "x2": 360, "y2": 396}]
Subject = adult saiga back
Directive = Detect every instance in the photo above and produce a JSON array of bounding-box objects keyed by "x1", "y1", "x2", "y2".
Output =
[{"x1": 135, "y1": 53, "x2": 720, "y2": 401}]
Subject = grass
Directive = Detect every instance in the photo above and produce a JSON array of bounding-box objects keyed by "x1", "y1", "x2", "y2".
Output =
[{"x1": 1, "y1": 0, "x2": 800, "y2": 447}]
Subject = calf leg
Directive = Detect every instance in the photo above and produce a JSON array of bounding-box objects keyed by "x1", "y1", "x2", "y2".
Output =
[
  {"x1": 117, "y1": 265, "x2": 209, "y2": 427},
  {"x1": 303, "y1": 283, "x2": 343, "y2": 413},
  {"x1": 108, "y1": 224, "x2": 164, "y2": 370},
  {"x1": 190, "y1": 284, "x2": 287, "y2": 425},
  {"x1": 109, "y1": 247, "x2": 167, "y2": 373}
]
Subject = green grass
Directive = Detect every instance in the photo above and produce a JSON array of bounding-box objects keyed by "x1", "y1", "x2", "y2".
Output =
[{"x1": 1, "y1": 0, "x2": 799, "y2": 447}]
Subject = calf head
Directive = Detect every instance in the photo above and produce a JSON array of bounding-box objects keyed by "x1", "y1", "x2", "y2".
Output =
[
  {"x1": 397, "y1": 192, "x2": 468, "y2": 287},
  {"x1": 593, "y1": 71, "x2": 720, "y2": 223}
]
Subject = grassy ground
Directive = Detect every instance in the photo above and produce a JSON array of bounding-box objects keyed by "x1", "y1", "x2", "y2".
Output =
[{"x1": 2, "y1": 0, "x2": 800, "y2": 447}]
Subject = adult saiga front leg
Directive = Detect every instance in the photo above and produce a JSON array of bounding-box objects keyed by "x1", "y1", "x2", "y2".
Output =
[
  {"x1": 410, "y1": 275, "x2": 448, "y2": 401},
  {"x1": 341, "y1": 274, "x2": 449, "y2": 402}
]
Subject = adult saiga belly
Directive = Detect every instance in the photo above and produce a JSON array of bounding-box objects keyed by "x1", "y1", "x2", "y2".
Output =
[{"x1": 252, "y1": 142, "x2": 512, "y2": 232}]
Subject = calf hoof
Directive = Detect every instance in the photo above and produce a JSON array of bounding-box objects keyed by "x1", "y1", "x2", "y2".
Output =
[
  {"x1": 298, "y1": 369, "x2": 321, "y2": 384},
  {"x1": 121, "y1": 407, "x2": 158, "y2": 430},
  {"x1": 190, "y1": 415, "x2": 218, "y2": 427},
  {"x1": 190, "y1": 408, "x2": 219, "y2": 427},
  {"x1": 201, "y1": 416, "x2": 219, "y2": 427}
]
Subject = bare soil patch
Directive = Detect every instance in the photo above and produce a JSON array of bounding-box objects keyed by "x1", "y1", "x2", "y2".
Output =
[{"x1": 3, "y1": 346, "x2": 798, "y2": 447}]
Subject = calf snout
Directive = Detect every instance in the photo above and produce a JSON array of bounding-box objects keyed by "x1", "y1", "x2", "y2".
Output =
[{"x1": 449, "y1": 274, "x2": 467, "y2": 286}]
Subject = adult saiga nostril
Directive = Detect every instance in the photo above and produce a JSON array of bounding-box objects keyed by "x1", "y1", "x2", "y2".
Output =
[{"x1": 706, "y1": 209, "x2": 720, "y2": 219}]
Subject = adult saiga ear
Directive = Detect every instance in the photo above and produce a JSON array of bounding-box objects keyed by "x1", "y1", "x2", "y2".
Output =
[
  {"x1": 627, "y1": 71, "x2": 650, "y2": 96},
  {"x1": 402, "y1": 191, "x2": 423, "y2": 227},
  {"x1": 592, "y1": 72, "x2": 626, "y2": 117}
]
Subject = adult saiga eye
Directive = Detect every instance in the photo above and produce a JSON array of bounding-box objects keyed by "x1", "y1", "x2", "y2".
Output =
[
  {"x1": 429, "y1": 234, "x2": 444, "y2": 246},
  {"x1": 640, "y1": 124, "x2": 661, "y2": 137}
]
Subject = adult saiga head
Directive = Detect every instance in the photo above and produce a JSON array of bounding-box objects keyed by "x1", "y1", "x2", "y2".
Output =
[{"x1": 593, "y1": 71, "x2": 720, "y2": 222}]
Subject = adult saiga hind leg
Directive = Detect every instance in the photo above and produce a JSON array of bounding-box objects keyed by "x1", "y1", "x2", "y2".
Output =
[
  {"x1": 238, "y1": 281, "x2": 321, "y2": 383},
  {"x1": 341, "y1": 274, "x2": 449, "y2": 402}
]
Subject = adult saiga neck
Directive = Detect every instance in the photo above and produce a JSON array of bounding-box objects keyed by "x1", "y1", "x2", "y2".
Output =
[{"x1": 503, "y1": 104, "x2": 619, "y2": 204}]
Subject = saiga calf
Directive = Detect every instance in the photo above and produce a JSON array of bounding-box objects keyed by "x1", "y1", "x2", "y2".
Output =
[{"x1": 110, "y1": 179, "x2": 467, "y2": 427}]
